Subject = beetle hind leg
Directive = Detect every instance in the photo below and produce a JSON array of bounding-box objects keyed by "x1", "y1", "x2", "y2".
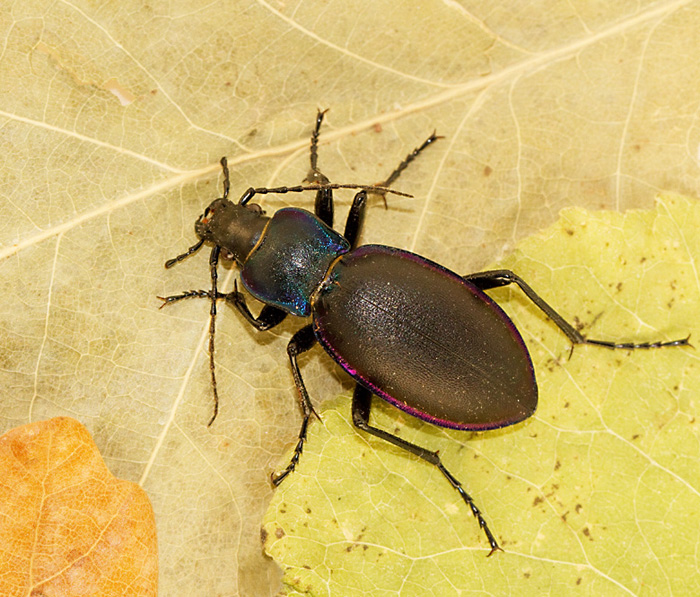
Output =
[
  {"x1": 351, "y1": 384, "x2": 501, "y2": 556},
  {"x1": 466, "y1": 269, "x2": 689, "y2": 350}
]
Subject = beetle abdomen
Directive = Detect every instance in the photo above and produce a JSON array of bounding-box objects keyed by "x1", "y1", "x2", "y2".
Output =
[{"x1": 312, "y1": 245, "x2": 537, "y2": 430}]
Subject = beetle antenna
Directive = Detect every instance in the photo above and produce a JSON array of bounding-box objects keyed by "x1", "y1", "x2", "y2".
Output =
[
  {"x1": 206, "y1": 245, "x2": 221, "y2": 427},
  {"x1": 238, "y1": 183, "x2": 412, "y2": 205},
  {"x1": 219, "y1": 157, "x2": 230, "y2": 200},
  {"x1": 164, "y1": 239, "x2": 205, "y2": 269}
]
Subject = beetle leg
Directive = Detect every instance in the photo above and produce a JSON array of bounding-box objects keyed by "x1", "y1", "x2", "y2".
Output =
[
  {"x1": 368, "y1": 130, "x2": 443, "y2": 210},
  {"x1": 157, "y1": 289, "x2": 213, "y2": 307},
  {"x1": 343, "y1": 191, "x2": 368, "y2": 249},
  {"x1": 272, "y1": 325, "x2": 321, "y2": 486},
  {"x1": 219, "y1": 156, "x2": 230, "y2": 200},
  {"x1": 351, "y1": 384, "x2": 502, "y2": 557},
  {"x1": 226, "y1": 280, "x2": 288, "y2": 331},
  {"x1": 159, "y1": 283, "x2": 287, "y2": 331},
  {"x1": 307, "y1": 109, "x2": 328, "y2": 177},
  {"x1": 466, "y1": 269, "x2": 690, "y2": 349},
  {"x1": 230, "y1": 302, "x2": 287, "y2": 331},
  {"x1": 304, "y1": 109, "x2": 334, "y2": 228},
  {"x1": 377, "y1": 131, "x2": 442, "y2": 189},
  {"x1": 314, "y1": 187, "x2": 334, "y2": 228},
  {"x1": 342, "y1": 132, "x2": 442, "y2": 245}
]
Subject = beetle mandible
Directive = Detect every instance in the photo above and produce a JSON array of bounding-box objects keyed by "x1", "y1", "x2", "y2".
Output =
[{"x1": 160, "y1": 111, "x2": 688, "y2": 555}]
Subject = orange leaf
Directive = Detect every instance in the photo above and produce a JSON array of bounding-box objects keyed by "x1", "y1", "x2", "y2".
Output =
[{"x1": 0, "y1": 417, "x2": 157, "y2": 596}]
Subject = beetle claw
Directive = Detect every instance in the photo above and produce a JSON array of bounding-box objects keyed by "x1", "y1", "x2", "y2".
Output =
[{"x1": 486, "y1": 545, "x2": 504, "y2": 557}]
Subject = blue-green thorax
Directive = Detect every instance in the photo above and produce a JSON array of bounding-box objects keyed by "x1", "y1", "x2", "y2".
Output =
[{"x1": 239, "y1": 208, "x2": 350, "y2": 316}]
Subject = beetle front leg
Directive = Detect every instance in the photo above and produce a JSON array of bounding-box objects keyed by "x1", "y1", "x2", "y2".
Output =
[
  {"x1": 158, "y1": 289, "x2": 212, "y2": 307},
  {"x1": 351, "y1": 384, "x2": 502, "y2": 556},
  {"x1": 377, "y1": 131, "x2": 442, "y2": 188},
  {"x1": 225, "y1": 281, "x2": 288, "y2": 331},
  {"x1": 343, "y1": 191, "x2": 368, "y2": 249},
  {"x1": 342, "y1": 130, "x2": 443, "y2": 246},
  {"x1": 465, "y1": 269, "x2": 689, "y2": 349},
  {"x1": 159, "y1": 283, "x2": 288, "y2": 332},
  {"x1": 304, "y1": 109, "x2": 334, "y2": 228},
  {"x1": 368, "y1": 130, "x2": 443, "y2": 210},
  {"x1": 272, "y1": 324, "x2": 320, "y2": 486},
  {"x1": 314, "y1": 187, "x2": 334, "y2": 228}
]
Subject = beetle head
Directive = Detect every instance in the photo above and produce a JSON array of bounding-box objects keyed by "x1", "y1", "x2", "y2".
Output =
[{"x1": 195, "y1": 197, "x2": 269, "y2": 264}]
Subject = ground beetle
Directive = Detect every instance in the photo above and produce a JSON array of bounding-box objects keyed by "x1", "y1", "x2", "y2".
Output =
[{"x1": 160, "y1": 111, "x2": 688, "y2": 555}]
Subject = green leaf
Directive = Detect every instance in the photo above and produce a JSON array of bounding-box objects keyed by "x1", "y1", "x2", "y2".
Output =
[{"x1": 263, "y1": 194, "x2": 700, "y2": 596}]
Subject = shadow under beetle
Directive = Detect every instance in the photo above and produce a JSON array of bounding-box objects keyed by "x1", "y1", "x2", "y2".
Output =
[{"x1": 160, "y1": 110, "x2": 688, "y2": 555}]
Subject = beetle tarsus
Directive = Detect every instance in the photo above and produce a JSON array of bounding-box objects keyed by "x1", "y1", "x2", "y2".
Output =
[
  {"x1": 437, "y1": 462, "x2": 501, "y2": 556},
  {"x1": 271, "y1": 415, "x2": 310, "y2": 486},
  {"x1": 220, "y1": 156, "x2": 230, "y2": 200},
  {"x1": 487, "y1": 545, "x2": 504, "y2": 557},
  {"x1": 581, "y1": 335, "x2": 691, "y2": 350},
  {"x1": 305, "y1": 109, "x2": 331, "y2": 184},
  {"x1": 270, "y1": 393, "x2": 326, "y2": 484},
  {"x1": 378, "y1": 130, "x2": 443, "y2": 189},
  {"x1": 157, "y1": 289, "x2": 212, "y2": 308}
]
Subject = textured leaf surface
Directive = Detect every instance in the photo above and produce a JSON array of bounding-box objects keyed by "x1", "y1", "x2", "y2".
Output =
[
  {"x1": 2, "y1": 2, "x2": 700, "y2": 595},
  {"x1": 264, "y1": 194, "x2": 700, "y2": 596},
  {"x1": 0, "y1": 417, "x2": 157, "y2": 596}
]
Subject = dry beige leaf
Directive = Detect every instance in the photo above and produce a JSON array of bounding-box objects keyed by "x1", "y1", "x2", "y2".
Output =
[{"x1": 0, "y1": 417, "x2": 157, "y2": 597}]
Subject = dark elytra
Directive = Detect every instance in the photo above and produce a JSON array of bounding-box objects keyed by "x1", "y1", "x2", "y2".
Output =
[{"x1": 160, "y1": 110, "x2": 688, "y2": 555}]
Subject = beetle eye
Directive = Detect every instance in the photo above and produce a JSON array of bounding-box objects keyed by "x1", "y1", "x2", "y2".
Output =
[{"x1": 248, "y1": 203, "x2": 263, "y2": 215}]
